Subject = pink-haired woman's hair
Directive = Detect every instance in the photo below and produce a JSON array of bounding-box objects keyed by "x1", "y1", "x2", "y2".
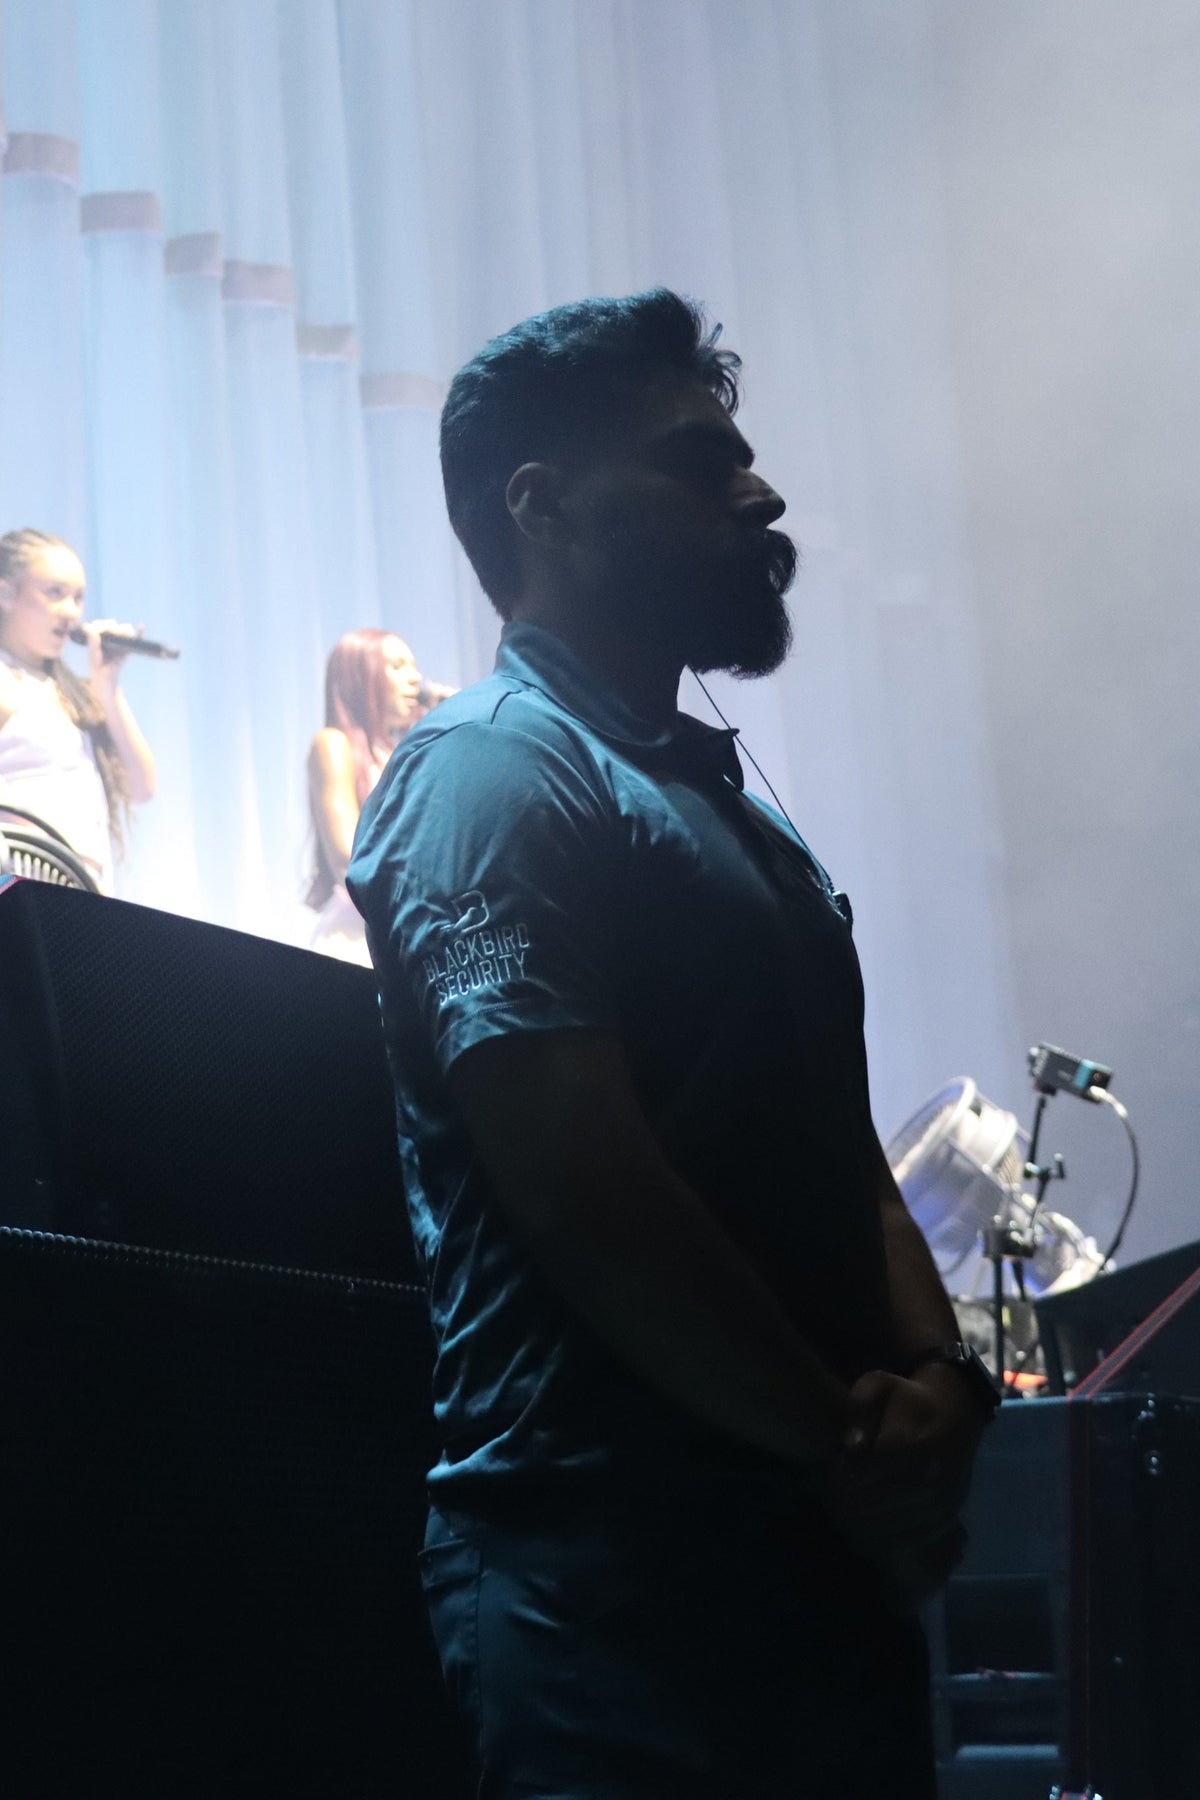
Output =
[
  {"x1": 306, "y1": 626, "x2": 403, "y2": 910},
  {"x1": 323, "y1": 627, "x2": 400, "y2": 806}
]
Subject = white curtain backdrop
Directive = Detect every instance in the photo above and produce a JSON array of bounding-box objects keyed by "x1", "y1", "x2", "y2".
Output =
[{"x1": 1, "y1": 0, "x2": 1025, "y2": 1152}]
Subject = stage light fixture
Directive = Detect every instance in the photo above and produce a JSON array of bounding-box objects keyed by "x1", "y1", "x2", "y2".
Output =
[{"x1": 884, "y1": 1077, "x2": 1105, "y2": 1300}]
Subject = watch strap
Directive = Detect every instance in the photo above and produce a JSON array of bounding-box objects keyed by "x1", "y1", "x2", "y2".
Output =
[{"x1": 907, "y1": 1340, "x2": 1003, "y2": 1419}]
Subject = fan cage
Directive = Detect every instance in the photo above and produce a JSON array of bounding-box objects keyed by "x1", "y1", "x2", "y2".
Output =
[
  {"x1": 885, "y1": 1077, "x2": 1105, "y2": 1298},
  {"x1": 887, "y1": 1079, "x2": 1028, "y2": 1279}
]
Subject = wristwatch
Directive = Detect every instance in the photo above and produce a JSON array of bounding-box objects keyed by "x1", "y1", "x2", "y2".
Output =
[{"x1": 906, "y1": 1340, "x2": 1003, "y2": 1421}]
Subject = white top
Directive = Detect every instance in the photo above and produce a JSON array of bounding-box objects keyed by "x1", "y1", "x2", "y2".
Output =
[
  {"x1": 0, "y1": 654, "x2": 113, "y2": 891},
  {"x1": 308, "y1": 882, "x2": 371, "y2": 967}
]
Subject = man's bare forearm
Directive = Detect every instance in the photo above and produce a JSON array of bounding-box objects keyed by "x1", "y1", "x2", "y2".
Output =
[
  {"x1": 522, "y1": 1141, "x2": 849, "y2": 1469},
  {"x1": 451, "y1": 1031, "x2": 848, "y2": 1470},
  {"x1": 873, "y1": 1135, "x2": 960, "y2": 1365}
]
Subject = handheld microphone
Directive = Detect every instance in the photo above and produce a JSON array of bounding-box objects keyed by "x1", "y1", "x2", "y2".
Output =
[{"x1": 68, "y1": 626, "x2": 180, "y2": 661}]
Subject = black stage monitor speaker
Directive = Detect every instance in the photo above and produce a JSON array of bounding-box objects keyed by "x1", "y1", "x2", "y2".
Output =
[
  {"x1": 0, "y1": 877, "x2": 414, "y2": 1278},
  {"x1": 1035, "y1": 1239, "x2": 1200, "y2": 1398},
  {"x1": 0, "y1": 879, "x2": 471, "y2": 1796},
  {"x1": 0, "y1": 1226, "x2": 469, "y2": 1798},
  {"x1": 928, "y1": 1392, "x2": 1200, "y2": 1800}
]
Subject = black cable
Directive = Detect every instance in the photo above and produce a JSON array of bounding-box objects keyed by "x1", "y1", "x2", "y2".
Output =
[
  {"x1": 692, "y1": 675, "x2": 801, "y2": 838},
  {"x1": 692, "y1": 676, "x2": 1145, "y2": 1283},
  {"x1": 1091, "y1": 1087, "x2": 1140, "y2": 1269}
]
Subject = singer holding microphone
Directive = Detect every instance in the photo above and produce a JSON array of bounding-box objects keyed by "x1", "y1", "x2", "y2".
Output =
[
  {"x1": 0, "y1": 528, "x2": 156, "y2": 894},
  {"x1": 306, "y1": 626, "x2": 454, "y2": 964}
]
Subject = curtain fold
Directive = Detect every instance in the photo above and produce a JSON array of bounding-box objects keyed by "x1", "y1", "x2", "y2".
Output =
[
  {"x1": 283, "y1": 0, "x2": 381, "y2": 656},
  {"x1": 77, "y1": 0, "x2": 195, "y2": 917},
  {"x1": 338, "y1": 0, "x2": 463, "y2": 686},
  {"x1": 1, "y1": 1, "x2": 86, "y2": 543}
]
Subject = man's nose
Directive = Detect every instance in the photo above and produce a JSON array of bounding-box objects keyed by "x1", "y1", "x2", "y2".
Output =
[{"x1": 736, "y1": 472, "x2": 786, "y2": 528}]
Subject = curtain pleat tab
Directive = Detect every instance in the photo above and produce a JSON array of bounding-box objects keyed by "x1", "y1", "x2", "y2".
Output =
[
  {"x1": 222, "y1": 261, "x2": 295, "y2": 308},
  {"x1": 360, "y1": 370, "x2": 444, "y2": 412},
  {"x1": 165, "y1": 233, "x2": 224, "y2": 279},
  {"x1": 81, "y1": 192, "x2": 164, "y2": 235},
  {"x1": 297, "y1": 322, "x2": 360, "y2": 363},
  {"x1": 3, "y1": 132, "x2": 82, "y2": 187}
]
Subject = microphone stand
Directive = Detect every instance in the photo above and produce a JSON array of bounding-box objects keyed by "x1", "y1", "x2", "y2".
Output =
[{"x1": 982, "y1": 1091, "x2": 1065, "y2": 1397}]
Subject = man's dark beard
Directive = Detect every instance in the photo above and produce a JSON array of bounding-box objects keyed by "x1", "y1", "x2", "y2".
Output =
[
  {"x1": 686, "y1": 526, "x2": 797, "y2": 678},
  {"x1": 596, "y1": 519, "x2": 797, "y2": 680}
]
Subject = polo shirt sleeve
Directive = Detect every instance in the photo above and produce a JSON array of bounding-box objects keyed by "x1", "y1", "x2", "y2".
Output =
[{"x1": 356, "y1": 718, "x2": 621, "y2": 1073}]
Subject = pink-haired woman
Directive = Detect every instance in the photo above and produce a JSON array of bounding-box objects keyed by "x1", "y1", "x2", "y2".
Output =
[{"x1": 306, "y1": 627, "x2": 453, "y2": 963}]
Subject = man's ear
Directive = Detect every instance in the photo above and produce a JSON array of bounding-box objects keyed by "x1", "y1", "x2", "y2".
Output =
[{"x1": 505, "y1": 463, "x2": 571, "y2": 548}]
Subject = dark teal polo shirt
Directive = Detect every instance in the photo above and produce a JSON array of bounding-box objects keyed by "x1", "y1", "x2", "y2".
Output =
[{"x1": 348, "y1": 621, "x2": 896, "y2": 1509}]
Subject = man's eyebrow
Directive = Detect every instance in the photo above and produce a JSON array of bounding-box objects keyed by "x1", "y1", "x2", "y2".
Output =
[{"x1": 655, "y1": 421, "x2": 755, "y2": 467}]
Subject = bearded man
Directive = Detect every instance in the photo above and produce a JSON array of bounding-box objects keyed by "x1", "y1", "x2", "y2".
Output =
[{"x1": 348, "y1": 290, "x2": 998, "y2": 1799}]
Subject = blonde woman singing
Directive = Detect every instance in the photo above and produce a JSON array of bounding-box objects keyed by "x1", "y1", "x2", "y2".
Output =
[{"x1": 0, "y1": 528, "x2": 156, "y2": 892}]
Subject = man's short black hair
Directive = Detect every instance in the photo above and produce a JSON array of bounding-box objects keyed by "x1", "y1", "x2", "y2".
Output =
[{"x1": 440, "y1": 289, "x2": 741, "y2": 615}]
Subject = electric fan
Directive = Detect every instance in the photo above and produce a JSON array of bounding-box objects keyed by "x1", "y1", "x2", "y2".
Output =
[{"x1": 884, "y1": 1077, "x2": 1105, "y2": 1298}]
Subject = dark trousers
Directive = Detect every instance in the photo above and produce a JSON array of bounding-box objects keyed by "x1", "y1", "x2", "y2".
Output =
[{"x1": 419, "y1": 1479, "x2": 937, "y2": 1800}]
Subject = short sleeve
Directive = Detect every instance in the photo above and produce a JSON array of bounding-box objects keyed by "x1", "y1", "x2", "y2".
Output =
[{"x1": 348, "y1": 719, "x2": 621, "y2": 1072}]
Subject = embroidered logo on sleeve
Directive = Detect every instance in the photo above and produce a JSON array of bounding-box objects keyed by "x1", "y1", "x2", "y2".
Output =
[
  {"x1": 422, "y1": 890, "x2": 532, "y2": 1008},
  {"x1": 449, "y1": 889, "x2": 489, "y2": 932}
]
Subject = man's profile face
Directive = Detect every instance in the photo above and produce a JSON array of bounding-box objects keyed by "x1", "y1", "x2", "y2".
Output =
[{"x1": 560, "y1": 372, "x2": 797, "y2": 679}]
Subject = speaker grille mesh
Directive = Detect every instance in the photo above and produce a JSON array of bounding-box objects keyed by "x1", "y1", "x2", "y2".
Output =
[
  {"x1": 0, "y1": 1228, "x2": 467, "y2": 1796},
  {"x1": 1, "y1": 882, "x2": 415, "y2": 1276}
]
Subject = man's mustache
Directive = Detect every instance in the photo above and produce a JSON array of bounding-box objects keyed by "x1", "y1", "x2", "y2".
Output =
[
  {"x1": 721, "y1": 523, "x2": 798, "y2": 598},
  {"x1": 746, "y1": 526, "x2": 799, "y2": 598}
]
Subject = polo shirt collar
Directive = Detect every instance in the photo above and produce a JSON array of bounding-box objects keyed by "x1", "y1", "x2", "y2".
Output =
[{"x1": 495, "y1": 620, "x2": 744, "y2": 789}]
